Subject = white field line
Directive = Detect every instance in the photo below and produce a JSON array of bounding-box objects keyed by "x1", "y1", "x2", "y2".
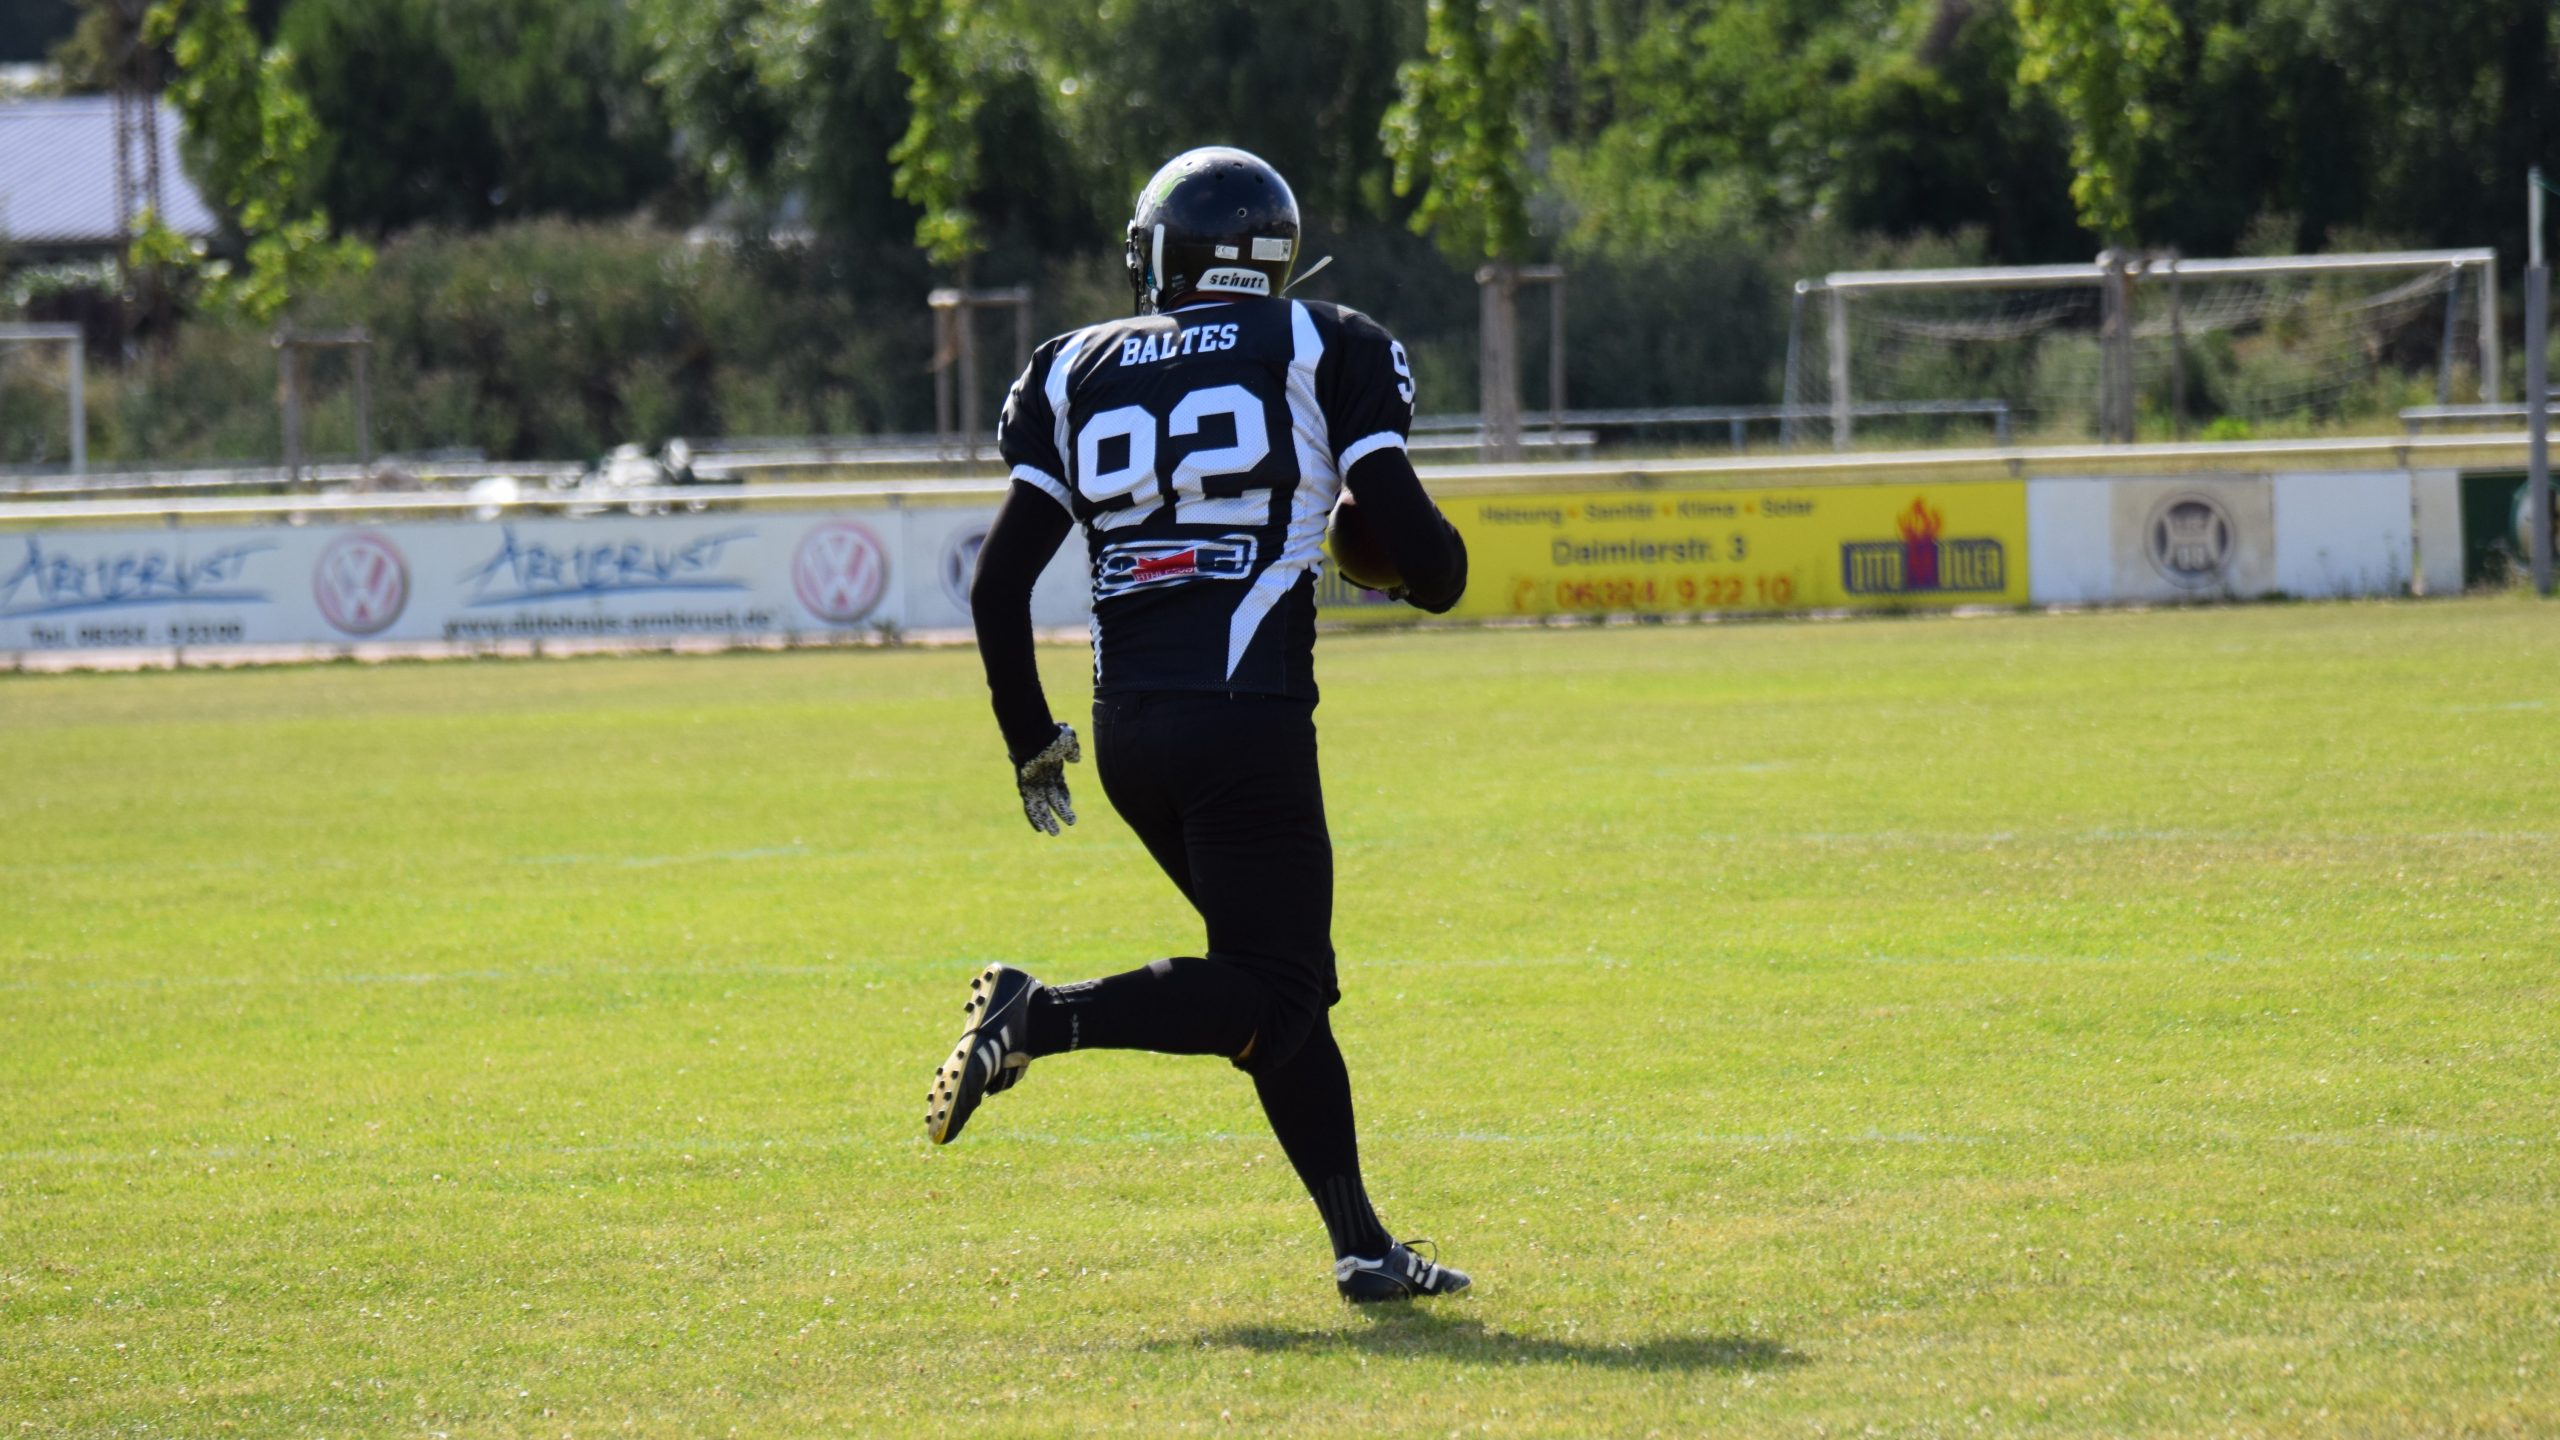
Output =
[
  {"x1": 0, "y1": 946, "x2": 2502, "y2": 995},
  {"x1": 4, "y1": 827, "x2": 2549, "y2": 882},
  {"x1": 2, "y1": 1127, "x2": 2546, "y2": 1172}
]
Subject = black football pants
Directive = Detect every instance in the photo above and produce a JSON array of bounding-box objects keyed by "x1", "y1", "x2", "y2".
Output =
[{"x1": 1027, "y1": 690, "x2": 1392, "y2": 1259}]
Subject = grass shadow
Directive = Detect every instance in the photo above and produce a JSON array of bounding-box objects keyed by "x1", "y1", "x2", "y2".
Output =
[{"x1": 1178, "y1": 1308, "x2": 1804, "y2": 1373}]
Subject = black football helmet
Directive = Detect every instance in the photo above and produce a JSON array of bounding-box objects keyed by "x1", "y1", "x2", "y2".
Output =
[{"x1": 1124, "y1": 147, "x2": 1301, "y2": 314}]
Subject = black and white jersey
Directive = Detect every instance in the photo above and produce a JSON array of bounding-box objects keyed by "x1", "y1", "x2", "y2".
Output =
[{"x1": 997, "y1": 296, "x2": 1414, "y2": 699}]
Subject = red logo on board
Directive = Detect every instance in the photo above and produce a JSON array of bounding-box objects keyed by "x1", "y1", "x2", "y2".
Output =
[
  {"x1": 793, "y1": 520, "x2": 889, "y2": 624},
  {"x1": 1896, "y1": 497, "x2": 1943, "y2": 591},
  {"x1": 312, "y1": 531, "x2": 409, "y2": 635}
]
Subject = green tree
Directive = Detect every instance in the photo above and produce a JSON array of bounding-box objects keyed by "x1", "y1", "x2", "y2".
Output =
[
  {"x1": 144, "y1": 0, "x2": 368, "y2": 319},
  {"x1": 640, "y1": 0, "x2": 915, "y2": 250},
  {"x1": 2011, "y1": 0, "x2": 2181, "y2": 242},
  {"x1": 1035, "y1": 0, "x2": 1421, "y2": 229},
  {"x1": 1383, "y1": 0, "x2": 1550, "y2": 266},
  {"x1": 277, "y1": 0, "x2": 673, "y2": 234},
  {"x1": 876, "y1": 0, "x2": 985, "y2": 271}
]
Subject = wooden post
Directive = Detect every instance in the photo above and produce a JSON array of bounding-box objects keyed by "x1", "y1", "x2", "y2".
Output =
[
  {"x1": 1780, "y1": 284, "x2": 1807, "y2": 450},
  {"x1": 1545, "y1": 269, "x2": 1566, "y2": 444},
  {"x1": 353, "y1": 342, "x2": 372, "y2": 466},
  {"x1": 956, "y1": 298, "x2": 980, "y2": 464},
  {"x1": 277, "y1": 332, "x2": 302, "y2": 483},
  {"x1": 2528, "y1": 169, "x2": 2551, "y2": 595},
  {"x1": 2098, "y1": 251, "x2": 2134, "y2": 443},
  {"x1": 2433, "y1": 266, "x2": 2461, "y2": 409},
  {"x1": 66, "y1": 332, "x2": 85, "y2": 476},
  {"x1": 2528, "y1": 265, "x2": 2550, "y2": 594},
  {"x1": 929, "y1": 286, "x2": 1032, "y2": 465},
  {"x1": 2481, "y1": 262, "x2": 2502, "y2": 405},
  {"x1": 928, "y1": 289, "x2": 960, "y2": 463},
  {"x1": 2168, "y1": 254, "x2": 2188, "y2": 442},
  {"x1": 1827, "y1": 285, "x2": 1852, "y2": 451},
  {"x1": 1477, "y1": 261, "x2": 1523, "y2": 462}
]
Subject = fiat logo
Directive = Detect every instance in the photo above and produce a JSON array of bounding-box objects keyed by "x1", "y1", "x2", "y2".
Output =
[
  {"x1": 794, "y1": 520, "x2": 889, "y2": 624},
  {"x1": 312, "y1": 531, "x2": 409, "y2": 635}
]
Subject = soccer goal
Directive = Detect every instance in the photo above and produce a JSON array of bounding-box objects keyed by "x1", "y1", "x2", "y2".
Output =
[
  {"x1": 0, "y1": 323, "x2": 88, "y2": 477},
  {"x1": 1782, "y1": 249, "x2": 2499, "y2": 448}
]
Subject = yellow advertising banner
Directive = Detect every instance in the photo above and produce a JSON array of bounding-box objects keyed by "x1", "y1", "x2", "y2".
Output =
[{"x1": 1317, "y1": 481, "x2": 2029, "y2": 619}]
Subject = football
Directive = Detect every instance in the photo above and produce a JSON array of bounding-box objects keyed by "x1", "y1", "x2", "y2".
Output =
[{"x1": 1325, "y1": 491, "x2": 1402, "y2": 592}]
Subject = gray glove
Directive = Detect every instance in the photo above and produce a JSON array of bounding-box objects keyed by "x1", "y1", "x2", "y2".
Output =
[{"x1": 1013, "y1": 723, "x2": 1081, "y2": 836}]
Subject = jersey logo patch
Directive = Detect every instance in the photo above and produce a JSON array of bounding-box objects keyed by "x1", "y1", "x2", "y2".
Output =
[{"x1": 1095, "y1": 536, "x2": 1259, "y2": 599}]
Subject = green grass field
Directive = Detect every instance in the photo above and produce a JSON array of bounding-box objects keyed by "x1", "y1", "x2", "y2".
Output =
[{"x1": 4, "y1": 599, "x2": 2556, "y2": 1437}]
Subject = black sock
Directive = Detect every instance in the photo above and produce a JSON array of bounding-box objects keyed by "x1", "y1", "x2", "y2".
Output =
[
  {"x1": 1023, "y1": 956, "x2": 1262, "y2": 1059},
  {"x1": 1252, "y1": 1020, "x2": 1393, "y2": 1259}
]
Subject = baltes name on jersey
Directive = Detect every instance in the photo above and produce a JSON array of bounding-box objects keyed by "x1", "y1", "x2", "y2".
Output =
[{"x1": 998, "y1": 296, "x2": 1413, "y2": 700}]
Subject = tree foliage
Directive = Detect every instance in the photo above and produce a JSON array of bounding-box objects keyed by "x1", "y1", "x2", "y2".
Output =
[
  {"x1": 1383, "y1": 0, "x2": 1551, "y2": 266},
  {"x1": 639, "y1": 0, "x2": 921, "y2": 257},
  {"x1": 2012, "y1": 0, "x2": 2182, "y2": 242},
  {"x1": 875, "y1": 0, "x2": 985, "y2": 271},
  {"x1": 143, "y1": 0, "x2": 369, "y2": 320},
  {"x1": 27, "y1": 0, "x2": 2560, "y2": 456},
  {"x1": 276, "y1": 0, "x2": 672, "y2": 234}
]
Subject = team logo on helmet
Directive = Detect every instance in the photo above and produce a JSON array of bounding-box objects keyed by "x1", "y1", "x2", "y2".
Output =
[
  {"x1": 312, "y1": 531, "x2": 409, "y2": 635},
  {"x1": 794, "y1": 520, "x2": 889, "y2": 624}
]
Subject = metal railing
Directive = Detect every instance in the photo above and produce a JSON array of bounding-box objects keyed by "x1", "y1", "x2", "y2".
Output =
[
  {"x1": 1413, "y1": 401, "x2": 2014, "y2": 450},
  {"x1": 0, "y1": 431, "x2": 2531, "y2": 530},
  {"x1": 2401, "y1": 394, "x2": 2560, "y2": 435}
]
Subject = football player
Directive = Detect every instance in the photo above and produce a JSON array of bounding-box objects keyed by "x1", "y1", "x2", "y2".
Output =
[{"x1": 932, "y1": 146, "x2": 1473, "y2": 1303}]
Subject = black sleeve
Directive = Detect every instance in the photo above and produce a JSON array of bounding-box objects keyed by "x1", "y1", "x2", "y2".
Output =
[
  {"x1": 1344, "y1": 445, "x2": 1468, "y2": 614},
  {"x1": 996, "y1": 349, "x2": 1076, "y2": 513},
  {"x1": 970, "y1": 480, "x2": 1077, "y2": 761},
  {"x1": 1319, "y1": 308, "x2": 1416, "y2": 467}
]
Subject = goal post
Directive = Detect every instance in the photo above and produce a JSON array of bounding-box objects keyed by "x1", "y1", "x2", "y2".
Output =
[
  {"x1": 0, "y1": 323, "x2": 87, "y2": 477},
  {"x1": 1791, "y1": 248, "x2": 2499, "y2": 449}
]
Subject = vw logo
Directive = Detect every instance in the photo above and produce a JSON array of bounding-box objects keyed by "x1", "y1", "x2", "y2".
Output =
[
  {"x1": 2145, "y1": 492, "x2": 2237, "y2": 590},
  {"x1": 312, "y1": 531, "x2": 409, "y2": 635},
  {"x1": 793, "y1": 519, "x2": 889, "y2": 624},
  {"x1": 943, "y1": 524, "x2": 989, "y2": 614}
]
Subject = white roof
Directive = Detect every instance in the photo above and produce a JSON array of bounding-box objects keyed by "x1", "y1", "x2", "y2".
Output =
[{"x1": 0, "y1": 95, "x2": 219, "y2": 247}]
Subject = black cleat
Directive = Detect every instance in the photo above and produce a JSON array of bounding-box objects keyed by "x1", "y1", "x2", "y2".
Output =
[
  {"x1": 924, "y1": 963, "x2": 1039, "y2": 1145},
  {"x1": 1335, "y1": 1240, "x2": 1471, "y2": 1303}
]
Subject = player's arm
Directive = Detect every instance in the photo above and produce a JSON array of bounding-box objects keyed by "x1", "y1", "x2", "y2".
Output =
[
  {"x1": 1328, "y1": 312, "x2": 1468, "y2": 613},
  {"x1": 974, "y1": 356, "x2": 1082, "y2": 835},
  {"x1": 1343, "y1": 446, "x2": 1468, "y2": 614}
]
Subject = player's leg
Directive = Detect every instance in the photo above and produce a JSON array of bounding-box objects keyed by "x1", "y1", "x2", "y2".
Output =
[
  {"x1": 1247, "y1": 1013, "x2": 1387, "y2": 1258},
  {"x1": 926, "y1": 694, "x2": 1274, "y2": 1143},
  {"x1": 939, "y1": 689, "x2": 1326, "y2": 1117},
  {"x1": 1156, "y1": 694, "x2": 1465, "y2": 1297}
]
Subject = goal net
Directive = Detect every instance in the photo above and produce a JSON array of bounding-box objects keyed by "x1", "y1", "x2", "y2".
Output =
[{"x1": 1782, "y1": 249, "x2": 2498, "y2": 448}]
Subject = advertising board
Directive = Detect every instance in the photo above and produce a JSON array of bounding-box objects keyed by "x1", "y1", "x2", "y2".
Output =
[
  {"x1": 1320, "y1": 481, "x2": 2030, "y2": 620},
  {"x1": 0, "y1": 507, "x2": 1090, "y2": 658},
  {"x1": 2028, "y1": 472, "x2": 2413, "y2": 605}
]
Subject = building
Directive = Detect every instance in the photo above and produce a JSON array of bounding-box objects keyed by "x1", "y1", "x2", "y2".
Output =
[{"x1": 0, "y1": 94, "x2": 219, "y2": 262}]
